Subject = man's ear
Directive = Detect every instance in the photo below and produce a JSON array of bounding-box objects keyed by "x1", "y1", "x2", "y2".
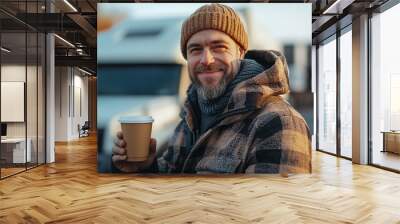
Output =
[{"x1": 239, "y1": 47, "x2": 245, "y2": 59}]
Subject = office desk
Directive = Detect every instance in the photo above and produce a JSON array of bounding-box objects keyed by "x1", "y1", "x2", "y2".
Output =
[
  {"x1": 1, "y1": 138, "x2": 31, "y2": 163},
  {"x1": 381, "y1": 131, "x2": 400, "y2": 154}
]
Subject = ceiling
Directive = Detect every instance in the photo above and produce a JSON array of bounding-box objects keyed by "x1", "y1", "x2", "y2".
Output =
[
  {"x1": 310, "y1": 0, "x2": 390, "y2": 44},
  {"x1": 0, "y1": 0, "x2": 97, "y2": 74},
  {"x1": 0, "y1": 0, "x2": 394, "y2": 75}
]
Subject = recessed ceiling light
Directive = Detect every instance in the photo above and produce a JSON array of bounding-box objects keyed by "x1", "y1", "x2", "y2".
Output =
[
  {"x1": 63, "y1": 0, "x2": 78, "y2": 12},
  {"x1": 78, "y1": 67, "x2": 92, "y2": 76},
  {"x1": 322, "y1": 0, "x2": 353, "y2": 15},
  {"x1": 1, "y1": 47, "x2": 11, "y2": 53},
  {"x1": 54, "y1": 34, "x2": 75, "y2": 48}
]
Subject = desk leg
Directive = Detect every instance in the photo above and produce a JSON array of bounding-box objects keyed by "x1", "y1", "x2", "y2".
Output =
[{"x1": 382, "y1": 133, "x2": 386, "y2": 152}]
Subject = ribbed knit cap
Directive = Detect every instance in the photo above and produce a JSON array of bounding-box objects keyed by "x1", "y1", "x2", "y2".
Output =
[{"x1": 180, "y1": 3, "x2": 249, "y2": 59}]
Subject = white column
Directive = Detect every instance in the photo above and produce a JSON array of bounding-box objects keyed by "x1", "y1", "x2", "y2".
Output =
[
  {"x1": 311, "y1": 45, "x2": 317, "y2": 150},
  {"x1": 55, "y1": 67, "x2": 73, "y2": 141},
  {"x1": 352, "y1": 14, "x2": 369, "y2": 164},
  {"x1": 46, "y1": 33, "x2": 55, "y2": 163},
  {"x1": 45, "y1": 1, "x2": 55, "y2": 163}
]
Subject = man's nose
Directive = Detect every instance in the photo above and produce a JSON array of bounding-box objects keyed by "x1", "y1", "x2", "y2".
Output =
[{"x1": 200, "y1": 49, "x2": 215, "y2": 66}]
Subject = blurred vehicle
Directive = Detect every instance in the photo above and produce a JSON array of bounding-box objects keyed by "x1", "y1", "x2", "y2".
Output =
[{"x1": 97, "y1": 16, "x2": 190, "y2": 172}]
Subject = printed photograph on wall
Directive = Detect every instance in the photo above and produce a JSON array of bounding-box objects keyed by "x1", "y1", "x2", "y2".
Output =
[{"x1": 97, "y1": 3, "x2": 313, "y2": 174}]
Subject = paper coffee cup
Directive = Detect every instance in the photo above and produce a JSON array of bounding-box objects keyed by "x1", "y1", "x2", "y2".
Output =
[{"x1": 119, "y1": 116, "x2": 154, "y2": 162}]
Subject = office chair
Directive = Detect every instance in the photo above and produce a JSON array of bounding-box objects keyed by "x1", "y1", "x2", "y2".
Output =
[{"x1": 79, "y1": 121, "x2": 90, "y2": 138}]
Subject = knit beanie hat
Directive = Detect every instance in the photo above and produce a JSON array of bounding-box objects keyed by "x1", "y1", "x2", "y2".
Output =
[{"x1": 180, "y1": 3, "x2": 249, "y2": 59}]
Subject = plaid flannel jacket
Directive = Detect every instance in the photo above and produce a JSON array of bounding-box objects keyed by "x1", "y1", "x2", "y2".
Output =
[{"x1": 155, "y1": 50, "x2": 312, "y2": 174}]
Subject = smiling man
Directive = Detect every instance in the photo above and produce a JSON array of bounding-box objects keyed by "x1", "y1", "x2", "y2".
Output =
[{"x1": 112, "y1": 3, "x2": 312, "y2": 174}]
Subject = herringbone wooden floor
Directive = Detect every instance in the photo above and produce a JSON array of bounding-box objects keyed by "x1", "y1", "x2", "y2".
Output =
[{"x1": 1, "y1": 134, "x2": 400, "y2": 224}]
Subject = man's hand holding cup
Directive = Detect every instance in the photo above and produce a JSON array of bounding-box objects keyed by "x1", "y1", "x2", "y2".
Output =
[{"x1": 112, "y1": 116, "x2": 156, "y2": 172}]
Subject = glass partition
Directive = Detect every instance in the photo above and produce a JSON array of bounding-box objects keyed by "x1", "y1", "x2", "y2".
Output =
[
  {"x1": 317, "y1": 36, "x2": 337, "y2": 155},
  {"x1": 38, "y1": 32, "x2": 45, "y2": 165},
  {"x1": 1, "y1": 30, "x2": 28, "y2": 177},
  {"x1": 371, "y1": 3, "x2": 400, "y2": 171},
  {"x1": 339, "y1": 28, "x2": 352, "y2": 158},
  {"x1": 27, "y1": 30, "x2": 38, "y2": 169},
  {"x1": 0, "y1": 1, "x2": 46, "y2": 179}
]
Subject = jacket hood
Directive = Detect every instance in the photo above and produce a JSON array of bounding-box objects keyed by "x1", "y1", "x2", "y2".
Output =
[
  {"x1": 226, "y1": 49, "x2": 290, "y2": 112},
  {"x1": 182, "y1": 49, "x2": 290, "y2": 131}
]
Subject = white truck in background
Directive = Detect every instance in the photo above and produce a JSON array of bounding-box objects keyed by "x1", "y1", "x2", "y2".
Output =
[{"x1": 97, "y1": 16, "x2": 190, "y2": 172}]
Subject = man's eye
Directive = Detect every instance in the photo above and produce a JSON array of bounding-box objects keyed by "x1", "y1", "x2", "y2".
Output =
[
  {"x1": 190, "y1": 48, "x2": 201, "y2": 53},
  {"x1": 214, "y1": 45, "x2": 227, "y2": 50}
]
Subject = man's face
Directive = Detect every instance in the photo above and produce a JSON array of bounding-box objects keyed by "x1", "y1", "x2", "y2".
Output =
[{"x1": 186, "y1": 29, "x2": 244, "y2": 100}]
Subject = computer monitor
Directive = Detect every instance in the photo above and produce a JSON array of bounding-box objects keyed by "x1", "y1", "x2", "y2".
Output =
[{"x1": 1, "y1": 123, "x2": 7, "y2": 137}]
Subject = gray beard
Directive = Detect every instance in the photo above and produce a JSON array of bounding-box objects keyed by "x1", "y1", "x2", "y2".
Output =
[
  {"x1": 190, "y1": 60, "x2": 238, "y2": 101},
  {"x1": 195, "y1": 77, "x2": 228, "y2": 100}
]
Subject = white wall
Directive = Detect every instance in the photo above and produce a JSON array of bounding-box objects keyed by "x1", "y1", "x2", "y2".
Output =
[
  {"x1": 1, "y1": 65, "x2": 41, "y2": 137},
  {"x1": 54, "y1": 67, "x2": 89, "y2": 141},
  {"x1": 55, "y1": 67, "x2": 69, "y2": 141},
  {"x1": 1, "y1": 64, "x2": 46, "y2": 164},
  {"x1": 1, "y1": 65, "x2": 26, "y2": 139}
]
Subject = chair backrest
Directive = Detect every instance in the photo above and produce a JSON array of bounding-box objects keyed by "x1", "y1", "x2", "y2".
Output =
[{"x1": 82, "y1": 121, "x2": 90, "y2": 129}]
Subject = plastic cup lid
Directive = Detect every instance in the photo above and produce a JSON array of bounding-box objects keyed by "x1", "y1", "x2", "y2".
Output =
[{"x1": 118, "y1": 115, "x2": 154, "y2": 123}]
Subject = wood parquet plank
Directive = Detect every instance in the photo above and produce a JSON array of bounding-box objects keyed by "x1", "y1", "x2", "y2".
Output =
[{"x1": 1, "y1": 134, "x2": 400, "y2": 223}]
